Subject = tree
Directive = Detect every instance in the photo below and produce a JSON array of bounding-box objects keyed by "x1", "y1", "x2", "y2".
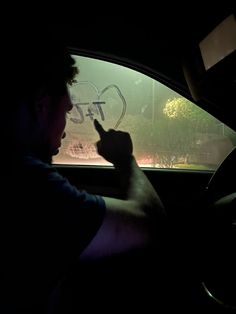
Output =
[
  {"x1": 163, "y1": 97, "x2": 217, "y2": 133},
  {"x1": 153, "y1": 97, "x2": 219, "y2": 167}
]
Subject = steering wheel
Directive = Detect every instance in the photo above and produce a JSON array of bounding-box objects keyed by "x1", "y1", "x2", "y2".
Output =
[
  {"x1": 201, "y1": 146, "x2": 236, "y2": 310},
  {"x1": 205, "y1": 146, "x2": 236, "y2": 203}
]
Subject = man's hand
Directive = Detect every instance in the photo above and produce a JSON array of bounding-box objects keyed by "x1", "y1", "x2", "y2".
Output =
[
  {"x1": 80, "y1": 119, "x2": 166, "y2": 260},
  {"x1": 94, "y1": 119, "x2": 133, "y2": 166}
]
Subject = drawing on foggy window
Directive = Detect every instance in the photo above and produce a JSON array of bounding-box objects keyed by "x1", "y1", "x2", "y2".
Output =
[
  {"x1": 69, "y1": 81, "x2": 127, "y2": 129},
  {"x1": 53, "y1": 55, "x2": 236, "y2": 169},
  {"x1": 58, "y1": 81, "x2": 127, "y2": 162}
]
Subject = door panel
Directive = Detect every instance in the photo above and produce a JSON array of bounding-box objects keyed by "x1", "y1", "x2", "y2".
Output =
[
  {"x1": 56, "y1": 165, "x2": 212, "y2": 214},
  {"x1": 54, "y1": 165, "x2": 214, "y2": 312}
]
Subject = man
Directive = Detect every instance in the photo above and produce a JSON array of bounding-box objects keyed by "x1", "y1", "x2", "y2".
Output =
[{"x1": 1, "y1": 26, "x2": 166, "y2": 312}]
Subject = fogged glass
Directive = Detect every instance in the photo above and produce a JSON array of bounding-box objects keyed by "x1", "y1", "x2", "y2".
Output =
[{"x1": 53, "y1": 55, "x2": 236, "y2": 170}]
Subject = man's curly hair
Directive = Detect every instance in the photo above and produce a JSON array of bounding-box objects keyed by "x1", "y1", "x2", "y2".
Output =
[{"x1": 7, "y1": 25, "x2": 79, "y2": 106}]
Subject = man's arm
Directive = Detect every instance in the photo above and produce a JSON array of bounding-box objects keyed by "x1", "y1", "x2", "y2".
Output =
[{"x1": 80, "y1": 120, "x2": 166, "y2": 259}]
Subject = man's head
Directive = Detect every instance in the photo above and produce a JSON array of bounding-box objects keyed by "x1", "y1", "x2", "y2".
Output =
[{"x1": 4, "y1": 26, "x2": 78, "y2": 162}]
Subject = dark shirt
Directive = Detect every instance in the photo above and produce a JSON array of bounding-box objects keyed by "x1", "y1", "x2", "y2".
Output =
[{"x1": 0, "y1": 155, "x2": 106, "y2": 312}]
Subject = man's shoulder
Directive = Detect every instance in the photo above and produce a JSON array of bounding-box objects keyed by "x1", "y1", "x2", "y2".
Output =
[
  {"x1": 20, "y1": 155, "x2": 97, "y2": 202},
  {"x1": 23, "y1": 155, "x2": 55, "y2": 170},
  {"x1": 17, "y1": 155, "x2": 105, "y2": 211},
  {"x1": 17, "y1": 155, "x2": 72, "y2": 196},
  {"x1": 22, "y1": 155, "x2": 60, "y2": 178}
]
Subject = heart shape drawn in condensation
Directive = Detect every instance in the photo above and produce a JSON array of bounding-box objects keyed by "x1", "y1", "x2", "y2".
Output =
[
  {"x1": 69, "y1": 81, "x2": 127, "y2": 129},
  {"x1": 62, "y1": 81, "x2": 127, "y2": 160}
]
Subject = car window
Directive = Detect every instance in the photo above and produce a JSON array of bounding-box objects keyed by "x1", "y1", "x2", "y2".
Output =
[{"x1": 53, "y1": 55, "x2": 236, "y2": 170}]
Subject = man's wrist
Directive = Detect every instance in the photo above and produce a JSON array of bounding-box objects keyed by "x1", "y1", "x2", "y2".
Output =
[{"x1": 113, "y1": 155, "x2": 136, "y2": 170}]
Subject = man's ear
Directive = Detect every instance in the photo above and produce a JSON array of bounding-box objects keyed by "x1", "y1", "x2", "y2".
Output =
[{"x1": 34, "y1": 95, "x2": 51, "y2": 119}]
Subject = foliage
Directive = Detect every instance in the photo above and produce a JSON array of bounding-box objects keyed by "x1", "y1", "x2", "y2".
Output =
[
  {"x1": 163, "y1": 97, "x2": 217, "y2": 132},
  {"x1": 103, "y1": 98, "x2": 232, "y2": 169},
  {"x1": 153, "y1": 97, "x2": 220, "y2": 167},
  {"x1": 119, "y1": 114, "x2": 152, "y2": 157}
]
